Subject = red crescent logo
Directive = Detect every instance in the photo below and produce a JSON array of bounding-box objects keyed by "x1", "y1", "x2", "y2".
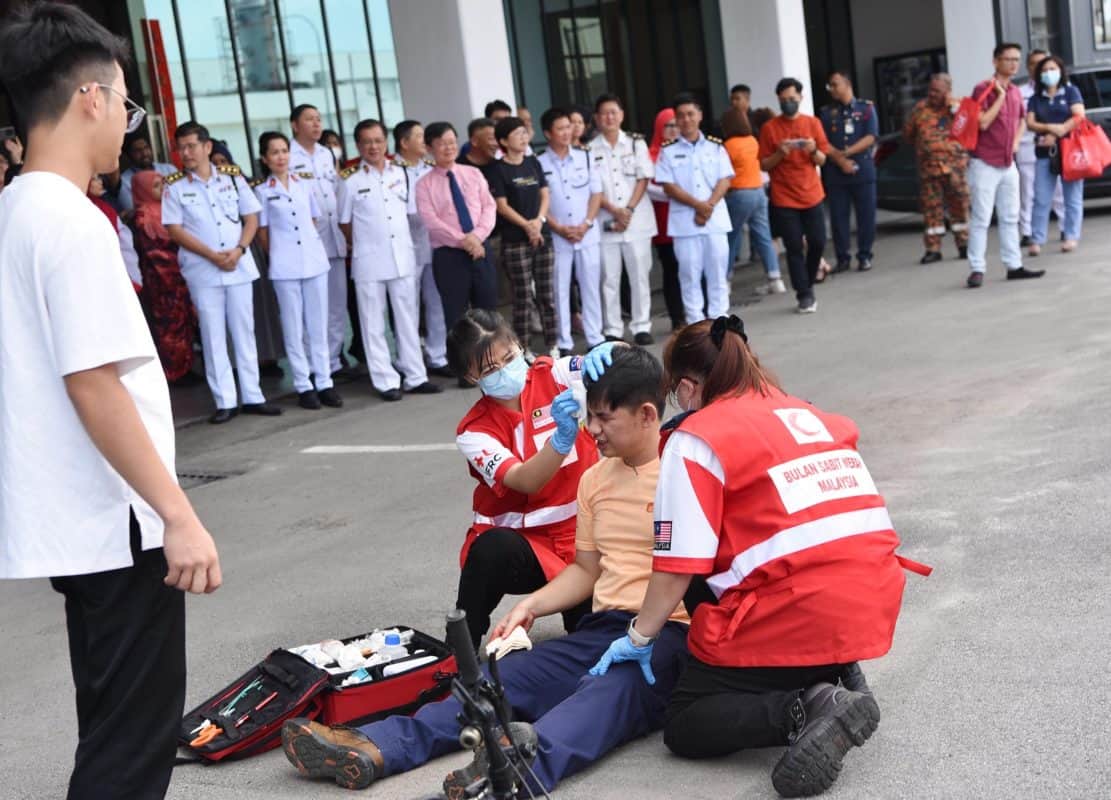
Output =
[{"x1": 787, "y1": 411, "x2": 822, "y2": 437}]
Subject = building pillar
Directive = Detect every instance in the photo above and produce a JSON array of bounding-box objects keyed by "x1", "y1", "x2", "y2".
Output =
[
  {"x1": 387, "y1": 0, "x2": 517, "y2": 129},
  {"x1": 718, "y1": 0, "x2": 814, "y2": 114},
  {"x1": 942, "y1": 0, "x2": 999, "y2": 96}
]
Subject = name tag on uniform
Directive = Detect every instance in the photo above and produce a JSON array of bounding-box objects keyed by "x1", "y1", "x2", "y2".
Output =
[
  {"x1": 180, "y1": 192, "x2": 200, "y2": 206},
  {"x1": 358, "y1": 187, "x2": 371, "y2": 194},
  {"x1": 593, "y1": 155, "x2": 604, "y2": 162},
  {"x1": 267, "y1": 194, "x2": 281, "y2": 201},
  {"x1": 543, "y1": 171, "x2": 553, "y2": 177},
  {"x1": 673, "y1": 153, "x2": 687, "y2": 160}
]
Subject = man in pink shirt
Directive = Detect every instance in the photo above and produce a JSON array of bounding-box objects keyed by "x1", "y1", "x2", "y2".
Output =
[
  {"x1": 416, "y1": 121, "x2": 499, "y2": 343},
  {"x1": 965, "y1": 42, "x2": 1044, "y2": 288}
]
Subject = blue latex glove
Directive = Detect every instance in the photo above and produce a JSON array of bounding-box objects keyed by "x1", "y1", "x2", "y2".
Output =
[
  {"x1": 549, "y1": 389, "x2": 581, "y2": 455},
  {"x1": 583, "y1": 341, "x2": 618, "y2": 382},
  {"x1": 588, "y1": 635, "x2": 656, "y2": 685}
]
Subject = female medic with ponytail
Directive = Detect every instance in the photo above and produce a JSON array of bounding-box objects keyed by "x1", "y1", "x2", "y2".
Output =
[{"x1": 589, "y1": 315, "x2": 929, "y2": 798}]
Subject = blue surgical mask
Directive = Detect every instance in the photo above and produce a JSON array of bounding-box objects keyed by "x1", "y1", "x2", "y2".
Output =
[
  {"x1": 478, "y1": 354, "x2": 529, "y2": 399},
  {"x1": 1041, "y1": 70, "x2": 1061, "y2": 88}
]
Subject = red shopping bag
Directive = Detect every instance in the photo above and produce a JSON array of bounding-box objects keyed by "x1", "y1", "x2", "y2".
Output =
[
  {"x1": 1060, "y1": 117, "x2": 1111, "y2": 181},
  {"x1": 949, "y1": 83, "x2": 996, "y2": 152}
]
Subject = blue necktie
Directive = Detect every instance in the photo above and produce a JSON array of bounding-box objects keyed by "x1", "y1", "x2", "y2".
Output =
[{"x1": 447, "y1": 170, "x2": 474, "y2": 233}]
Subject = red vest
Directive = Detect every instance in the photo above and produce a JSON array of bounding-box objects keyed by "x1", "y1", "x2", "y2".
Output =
[
  {"x1": 667, "y1": 389, "x2": 907, "y2": 668},
  {"x1": 456, "y1": 358, "x2": 597, "y2": 579}
]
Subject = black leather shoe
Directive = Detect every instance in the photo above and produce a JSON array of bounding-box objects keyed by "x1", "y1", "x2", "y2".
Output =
[
  {"x1": 259, "y1": 362, "x2": 284, "y2": 379},
  {"x1": 920, "y1": 251, "x2": 943, "y2": 264},
  {"x1": 857, "y1": 259, "x2": 873, "y2": 272},
  {"x1": 377, "y1": 388, "x2": 402, "y2": 401},
  {"x1": 633, "y1": 332, "x2": 654, "y2": 346},
  {"x1": 242, "y1": 402, "x2": 283, "y2": 416},
  {"x1": 558, "y1": 348, "x2": 574, "y2": 357},
  {"x1": 208, "y1": 408, "x2": 237, "y2": 425},
  {"x1": 966, "y1": 271, "x2": 984, "y2": 288},
  {"x1": 604, "y1": 334, "x2": 626, "y2": 342},
  {"x1": 298, "y1": 390, "x2": 321, "y2": 410},
  {"x1": 831, "y1": 260, "x2": 851, "y2": 274},
  {"x1": 318, "y1": 388, "x2": 343, "y2": 408},
  {"x1": 427, "y1": 364, "x2": 455, "y2": 378},
  {"x1": 407, "y1": 381, "x2": 443, "y2": 395},
  {"x1": 1006, "y1": 266, "x2": 1045, "y2": 280},
  {"x1": 457, "y1": 376, "x2": 476, "y2": 389}
]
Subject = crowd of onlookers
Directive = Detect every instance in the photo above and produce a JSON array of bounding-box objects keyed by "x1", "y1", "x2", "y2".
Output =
[{"x1": 3, "y1": 39, "x2": 1089, "y2": 418}]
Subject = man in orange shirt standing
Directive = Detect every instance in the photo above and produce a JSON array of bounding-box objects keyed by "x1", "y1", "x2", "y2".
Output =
[{"x1": 758, "y1": 78, "x2": 830, "y2": 313}]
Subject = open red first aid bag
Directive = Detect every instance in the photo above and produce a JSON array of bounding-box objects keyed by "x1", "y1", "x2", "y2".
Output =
[{"x1": 179, "y1": 626, "x2": 456, "y2": 762}]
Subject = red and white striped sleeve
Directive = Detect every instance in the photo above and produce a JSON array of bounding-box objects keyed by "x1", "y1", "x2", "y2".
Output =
[
  {"x1": 652, "y1": 430, "x2": 724, "y2": 574},
  {"x1": 456, "y1": 428, "x2": 520, "y2": 496}
]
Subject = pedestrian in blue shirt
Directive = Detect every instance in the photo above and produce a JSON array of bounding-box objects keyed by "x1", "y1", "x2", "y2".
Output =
[{"x1": 819, "y1": 71, "x2": 879, "y2": 273}]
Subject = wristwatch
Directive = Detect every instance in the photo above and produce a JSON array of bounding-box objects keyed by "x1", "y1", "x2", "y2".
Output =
[
  {"x1": 627, "y1": 616, "x2": 657, "y2": 647},
  {"x1": 235, "y1": 243, "x2": 248, "y2": 254}
]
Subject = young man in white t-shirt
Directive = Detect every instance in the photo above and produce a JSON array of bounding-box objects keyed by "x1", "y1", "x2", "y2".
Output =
[{"x1": 0, "y1": 5, "x2": 221, "y2": 798}]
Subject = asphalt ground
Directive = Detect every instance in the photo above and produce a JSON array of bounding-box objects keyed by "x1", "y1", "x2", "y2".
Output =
[{"x1": 2, "y1": 209, "x2": 1110, "y2": 799}]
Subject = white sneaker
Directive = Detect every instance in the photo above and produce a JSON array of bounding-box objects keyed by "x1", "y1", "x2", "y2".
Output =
[
  {"x1": 769, "y1": 278, "x2": 787, "y2": 294},
  {"x1": 549, "y1": 346, "x2": 561, "y2": 360},
  {"x1": 796, "y1": 299, "x2": 818, "y2": 314},
  {"x1": 523, "y1": 349, "x2": 537, "y2": 364}
]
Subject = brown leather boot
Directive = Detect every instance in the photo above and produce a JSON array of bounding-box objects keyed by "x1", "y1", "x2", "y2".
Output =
[{"x1": 281, "y1": 718, "x2": 384, "y2": 790}]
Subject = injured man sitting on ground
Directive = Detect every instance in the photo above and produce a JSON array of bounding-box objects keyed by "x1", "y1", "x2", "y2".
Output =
[{"x1": 280, "y1": 345, "x2": 691, "y2": 795}]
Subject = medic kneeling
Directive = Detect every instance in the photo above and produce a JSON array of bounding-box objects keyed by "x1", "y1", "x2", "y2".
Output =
[{"x1": 591, "y1": 315, "x2": 929, "y2": 798}]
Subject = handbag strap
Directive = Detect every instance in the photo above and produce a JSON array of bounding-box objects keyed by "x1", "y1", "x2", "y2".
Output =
[{"x1": 972, "y1": 81, "x2": 997, "y2": 105}]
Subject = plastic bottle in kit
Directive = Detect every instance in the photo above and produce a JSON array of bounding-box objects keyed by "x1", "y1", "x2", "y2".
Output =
[{"x1": 377, "y1": 633, "x2": 408, "y2": 662}]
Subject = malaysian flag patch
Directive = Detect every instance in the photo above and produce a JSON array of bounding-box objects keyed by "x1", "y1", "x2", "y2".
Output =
[{"x1": 654, "y1": 520, "x2": 673, "y2": 551}]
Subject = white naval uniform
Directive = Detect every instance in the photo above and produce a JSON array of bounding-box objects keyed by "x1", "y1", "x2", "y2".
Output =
[
  {"x1": 162, "y1": 164, "x2": 266, "y2": 410},
  {"x1": 537, "y1": 145, "x2": 604, "y2": 350},
  {"x1": 590, "y1": 131, "x2": 658, "y2": 337},
  {"x1": 254, "y1": 172, "x2": 333, "y2": 394},
  {"x1": 337, "y1": 160, "x2": 428, "y2": 393},
  {"x1": 290, "y1": 138, "x2": 349, "y2": 371},
  {"x1": 655, "y1": 133, "x2": 734, "y2": 322},
  {"x1": 1018, "y1": 80, "x2": 1064, "y2": 237},
  {"x1": 396, "y1": 157, "x2": 448, "y2": 368}
]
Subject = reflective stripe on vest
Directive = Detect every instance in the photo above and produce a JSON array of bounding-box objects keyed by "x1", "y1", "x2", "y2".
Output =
[
  {"x1": 473, "y1": 499, "x2": 578, "y2": 530},
  {"x1": 706, "y1": 506, "x2": 894, "y2": 598}
]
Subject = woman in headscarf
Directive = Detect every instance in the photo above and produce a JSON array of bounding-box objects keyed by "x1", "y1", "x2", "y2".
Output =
[
  {"x1": 88, "y1": 174, "x2": 142, "y2": 293},
  {"x1": 132, "y1": 170, "x2": 198, "y2": 382},
  {"x1": 648, "y1": 108, "x2": 685, "y2": 330}
]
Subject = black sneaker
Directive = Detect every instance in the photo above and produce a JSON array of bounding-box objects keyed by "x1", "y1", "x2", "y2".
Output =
[
  {"x1": 966, "y1": 271, "x2": 984, "y2": 288},
  {"x1": 318, "y1": 387, "x2": 343, "y2": 408},
  {"x1": 298, "y1": 390, "x2": 321, "y2": 410},
  {"x1": 1006, "y1": 267, "x2": 1045, "y2": 280},
  {"x1": 771, "y1": 683, "x2": 880, "y2": 798},
  {"x1": 831, "y1": 260, "x2": 851, "y2": 274},
  {"x1": 857, "y1": 259, "x2": 872, "y2": 272},
  {"x1": 1020, "y1": 234, "x2": 1032, "y2": 247},
  {"x1": 442, "y1": 722, "x2": 538, "y2": 800},
  {"x1": 633, "y1": 332, "x2": 654, "y2": 346},
  {"x1": 919, "y1": 251, "x2": 942, "y2": 265},
  {"x1": 796, "y1": 297, "x2": 818, "y2": 314},
  {"x1": 281, "y1": 718, "x2": 383, "y2": 790}
]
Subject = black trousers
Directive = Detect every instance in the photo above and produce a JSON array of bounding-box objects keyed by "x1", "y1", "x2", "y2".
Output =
[
  {"x1": 769, "y1": 203, "x2": 827, "y2": 303},
  {"x1": 655, "y1": 242, "x2": 685, "y2": 329},
  {"x1": 433, "y1": 245, "x2": 498, "y2": 333},
  {"x1": 664, "y1": 656, "x2": 844, "y2": 759},
  {"x1": 455, "y1": 527, "x2": 591, "y2": 649},
  {"x1": 49, "y1": 512, "x2": 186, "y2": 800}
]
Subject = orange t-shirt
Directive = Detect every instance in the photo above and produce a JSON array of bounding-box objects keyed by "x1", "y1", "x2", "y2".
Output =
[
  {"x1": 757, "y1": 114, "x2": 830, "y2": 209},
  {"x1": 724, "y1": 136, "x2": 763, "y2": 190},
  {"x1": 575, "y1": 456, "x2": 689, "y2": 624}
]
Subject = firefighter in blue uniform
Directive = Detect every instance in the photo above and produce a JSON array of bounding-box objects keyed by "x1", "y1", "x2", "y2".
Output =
[{"x1": 819, "y1": 70, "x2": 878, "y2": 273}]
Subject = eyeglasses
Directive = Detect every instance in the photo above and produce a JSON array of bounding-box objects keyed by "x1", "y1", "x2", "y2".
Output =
[
  {"x1": 473, "y1": 346, "x2": 522, "y2": 381},
  {"x1": 80, "y1": 83, "x2": 147, "y2": 134}
]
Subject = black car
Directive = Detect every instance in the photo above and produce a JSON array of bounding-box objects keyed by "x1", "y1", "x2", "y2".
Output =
[{"x1": 875, "y1": 64, "x2": 1111, "y2": 212}]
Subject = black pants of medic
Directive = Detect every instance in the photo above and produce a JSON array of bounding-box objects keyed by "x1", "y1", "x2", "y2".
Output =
[
  {"x1": 455, "y1": 526, "x2": 591, "y2": 649},
  {"x1": 49, "y1": 511, "x2": 185, "y2": 800},
  {"x1": 665, "y1": 578, "x2": 848, "y2": 758}
]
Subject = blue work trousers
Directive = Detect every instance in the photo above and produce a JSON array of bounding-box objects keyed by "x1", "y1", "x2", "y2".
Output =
[
  {"x1": 826, "y1": 180, "x2": 876, "y2": 264},
  {"x1": 358, "y1": 611, "x2": 689, "y2": 792},
  {"x1": 725, "y1": 188, "x2": 781, "y2": 279}
]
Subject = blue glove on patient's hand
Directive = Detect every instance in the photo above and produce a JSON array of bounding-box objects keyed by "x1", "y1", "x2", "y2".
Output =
[
  {"x1": 549, "y1": 389, "x2": 581, "y2": 455},
  {"x1": 583, "y1": 341, "x2": 618, "y2": 382},
  {"x1": 588, "y1": 634, "x2": 656, "y2": 685}
]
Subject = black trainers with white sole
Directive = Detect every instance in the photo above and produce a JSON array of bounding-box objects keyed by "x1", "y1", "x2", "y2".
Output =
[{"x1": 771, "y1": 682, "x2": 880, "y2": 798}]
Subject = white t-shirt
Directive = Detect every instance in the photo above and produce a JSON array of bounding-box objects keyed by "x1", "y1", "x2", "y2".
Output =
[{"x1": 0, "y1": 171, "x2": 176, "y2": 579}]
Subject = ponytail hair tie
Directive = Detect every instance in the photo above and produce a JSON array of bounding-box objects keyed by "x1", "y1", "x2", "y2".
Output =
[{"x1": 710, "y1": 314, "x2": 747, "y2": 349}]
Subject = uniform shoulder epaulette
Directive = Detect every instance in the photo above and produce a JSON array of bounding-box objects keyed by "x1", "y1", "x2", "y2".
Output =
[
  {"x1": 706, "y1": 135, "x2": 723, "y2": 145},
  {"x1": 423, "y1": 156, "x2": 436, "y2": 166},
  {"x1": 217, "y1": 163, "x2": 242, "y2": 177},
  {"x1": 339, "y1": 164, "x2": 359, "y2": 179},
  {"x1": 164, "y1": 171, "x2": 185, "y2": 185},
  {"x1": 394, "y1": 158, "x2": 414, "y2": 168},
  {"x1": 248, "y1": 177, "x2": 265, "y2": 189},
  {"x1": 630, "y1": 132, "x2": 645, "y2": 140},
  {"x1": 661, "y1": 138, "x2": 678, "y2": 147},
  {"x1": 297, "y1": 171, "x2": 314, "y2": 180}
]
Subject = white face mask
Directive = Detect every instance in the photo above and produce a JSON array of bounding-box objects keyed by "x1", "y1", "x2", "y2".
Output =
[{"x1": 330, "y1": 146, "x2": 343, "y2": 163}]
